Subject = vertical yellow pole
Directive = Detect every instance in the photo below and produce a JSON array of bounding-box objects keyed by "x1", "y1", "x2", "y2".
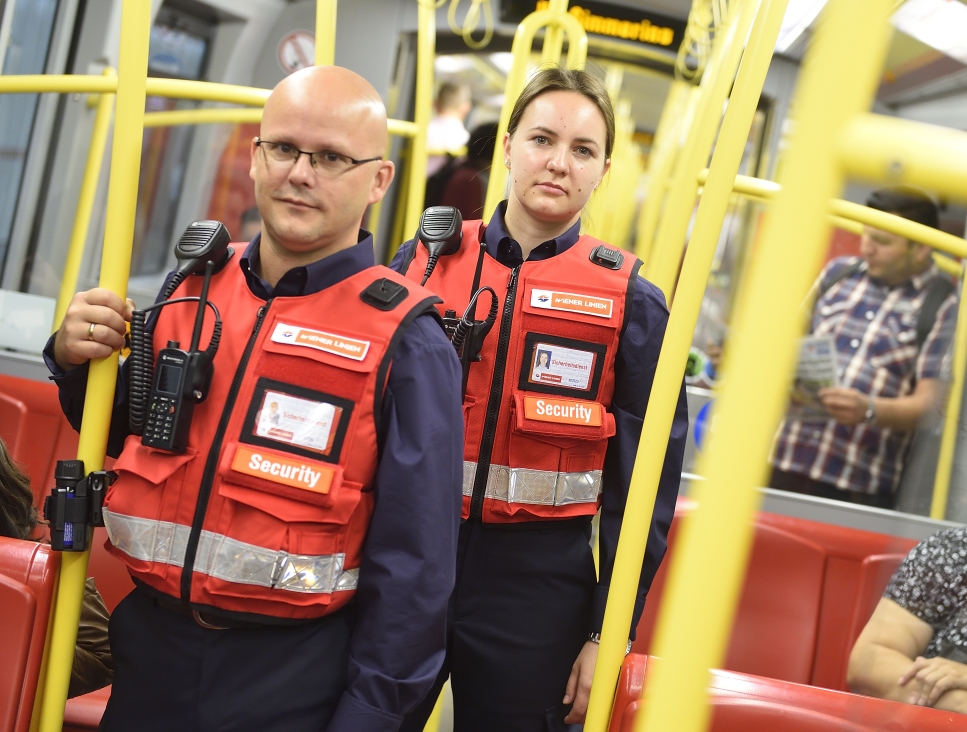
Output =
[
  {"x1": 635, "y1": 82, "x2": 696, "y2": 269},
  {"x1": 634, "y1": 0, "x2": 896, "y2": 729},
  {"x1": 581, "y1": 1, "x2": 789, "y2": 731},
  {"x1": 54, "y1": 68, "x2": 116, "y2": 330},
  {"x1": 315, "y1": 0, "x2": 337, "y2": 66},
  {"x1": 402, "y1": 0, "x2": 436, "y2": 239},
  {"x1": 36, "y1": 1, "x2": 152, "y2": 730},
  {"x1": 645, "y1": 0, "x2": 760, "y2": 300},
  {"x1": 931, "y1": 265, "x2": 967, "y2": 519},
  {"x1": 541, "y1": 0, "x2": 568, "y2": 64}
]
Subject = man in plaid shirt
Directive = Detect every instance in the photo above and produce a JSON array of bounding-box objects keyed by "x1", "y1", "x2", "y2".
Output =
[{"x1": 772, "y1": 189, "x2": 957, "y2": 509}]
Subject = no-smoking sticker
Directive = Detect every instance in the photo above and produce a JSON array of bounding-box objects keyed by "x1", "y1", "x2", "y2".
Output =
[{"x1": 278, "y1": 31, "x2": 315, "y2": 74}]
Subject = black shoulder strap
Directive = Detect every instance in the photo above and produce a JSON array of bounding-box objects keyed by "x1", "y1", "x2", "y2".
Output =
[
  {"x1": 819, "y1": 259, "x2": 863, "y2": 296},
  {"x1": 917, "y1": 276, "x2": 956, "y2": 350}
]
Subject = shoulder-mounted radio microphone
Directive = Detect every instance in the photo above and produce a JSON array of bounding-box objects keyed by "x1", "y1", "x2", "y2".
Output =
[{"x1": 418, "y1": 206, "x2": 463, "y2": 285}]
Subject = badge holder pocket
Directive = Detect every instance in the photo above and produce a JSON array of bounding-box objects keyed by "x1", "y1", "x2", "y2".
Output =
[
  {"x1": 495, "y1": 396, "x2": 615, "y2": 516},
  {"x1": 105, "y1": 437, "x2": 198, "y2": 579},
  {"x1": 216, "y1": 441, "x2": 361, "y2": 525}
]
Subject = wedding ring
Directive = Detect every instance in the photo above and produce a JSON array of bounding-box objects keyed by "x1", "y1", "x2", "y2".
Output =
[{"x1": 87, "y1": 322, "x2": 96, "y2": 341}]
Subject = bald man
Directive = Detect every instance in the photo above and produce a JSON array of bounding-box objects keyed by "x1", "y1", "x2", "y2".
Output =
[{"x1": 46, "y1": 66, "x2": 463, "y2": 732}]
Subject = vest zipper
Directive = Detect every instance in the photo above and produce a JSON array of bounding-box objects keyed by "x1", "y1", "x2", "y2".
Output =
[
  {"x1": 180, "y1": 301, "x2": 272, "y2": 601},
  {"x1": 470, "y1": 265, "x2": 520, "y2": 520}
]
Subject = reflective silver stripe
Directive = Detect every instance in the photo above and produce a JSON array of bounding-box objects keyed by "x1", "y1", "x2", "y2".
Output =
[
  {"x1": 103, "y1": 509, "x2": 358, "y2": 594},
  {"x1": 462, "y1": 461, "x2": 601, "y2": 506}
]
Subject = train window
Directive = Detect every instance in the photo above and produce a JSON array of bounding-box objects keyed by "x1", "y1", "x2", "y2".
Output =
[
  {"x1": 128, "y1": 1, "x2": 216, "y2": 290},
  {"x1": 0, "y1": 0, "x2": 61, "y2": 282}
]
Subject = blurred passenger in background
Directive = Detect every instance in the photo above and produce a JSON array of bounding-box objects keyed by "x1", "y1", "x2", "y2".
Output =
[
  {"x1": 426, "y1": 81, "x2": 471, "y2": 176},
  {"x1": 771, "y1": 188, "x2": 956, "y2": 509},
  {"x1": 239, "y1": 205, "x2": 261, "y2": 241},
  {"x1": 0, "y1": 438, "x2": 113, "y2": 698},
  {"x1": 424, "y1": 122, "x2": 497, "y2": 220},
  {"x1": 849, "y1": 528, "x2": 967, "y2": 713}
]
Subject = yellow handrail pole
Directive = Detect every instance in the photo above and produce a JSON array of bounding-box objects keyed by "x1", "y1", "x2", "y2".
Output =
[
  {"x1": 401, "y1": 0, "x2": 436, "y2": 242},
  {"x1": 582, "y1": 0, "x2": 789, "y2": 729},
  {"x1": 932, "y1": 266, "x2": 967, "y2": 518},
  {"x1": 54, "y1": 68, "x2": 116, "y2": 329},
  {"x1": 644, "y1": 0, "x2": 760, "y2": 300},
  {"x1": 315, "y1": 0, "x2": 337, "y2": 66},
  {"x1": 635, "y1": 82, "x2": 695, "y2": 268},
  {"x1": 483, "y1": 9, "x2": 587, "y2": 219},
  {"x1": 36, "y1": 1, "x2": 152, "y2": 730},
  {"x1": 144, "y1": 78, "x2": 269, "y2": 105},
  {"x1": 540, "y1": 0, "x2": 568, "y2": 64},
  {"x1": 635, "y1": 0, "x2": 896, "y2": 728},
  {"x1": 0, "y1": 75, "x2": 269, "y2": 106}
]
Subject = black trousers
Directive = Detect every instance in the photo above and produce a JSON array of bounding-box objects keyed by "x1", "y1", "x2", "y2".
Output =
[
  {"x1": 770, "y1": 467, "x2": 896, "y2": 510},
  {"x1": 100, "y1": 586, "x2": 353, "y2": 732},
  {"x1": 399, "y1": 518, "x2": 596, "y2": 732}
]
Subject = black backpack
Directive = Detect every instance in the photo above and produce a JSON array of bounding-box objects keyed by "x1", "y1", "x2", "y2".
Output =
[{"x1": 820, "y1": 259, "x2": 956, "y2": 350}]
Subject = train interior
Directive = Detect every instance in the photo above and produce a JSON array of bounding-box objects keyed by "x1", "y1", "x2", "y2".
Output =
[{"x1": 1, "y1": 0, "x2": 967, "y2": 730}]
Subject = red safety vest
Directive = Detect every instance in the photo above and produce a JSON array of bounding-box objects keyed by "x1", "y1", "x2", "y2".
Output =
[
  {"x1": 404, "y1": 221, "x2": 640, "y2": 523},
  {"x1": 102, "y1": 258, "x2": 439, "y2": 620}
]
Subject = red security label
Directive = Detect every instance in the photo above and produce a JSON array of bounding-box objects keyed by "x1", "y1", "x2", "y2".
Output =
[
  {"x1": 523, "y1": 396, "x2": 603, "y2": 426},
  {"x1": 231, "y1": 445, "x2": 335, "y2": 494}
]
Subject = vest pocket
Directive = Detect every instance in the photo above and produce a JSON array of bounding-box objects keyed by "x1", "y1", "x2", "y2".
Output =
[
  {"x1": 492, "y1": 396, "x2": 615, "y2": 518},
  {"x1": 103, "y1": 436, "x2": 198, "y2": 581}
]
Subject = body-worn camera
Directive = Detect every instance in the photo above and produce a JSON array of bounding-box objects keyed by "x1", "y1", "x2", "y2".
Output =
[{"x1": 43, "y1": 459, "x2": 116, "y2": 552}]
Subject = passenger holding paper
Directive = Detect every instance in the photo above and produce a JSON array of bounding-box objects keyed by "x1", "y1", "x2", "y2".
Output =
[
  {"x1": 772, "y1": 188, "x2": 956, "y2": 508},
  {"x1": 392, "y1": 67, "x2": 687, "y2": 731},
  {"x1": 46, "y1": 66, "x2": 463, "y2": 732}
]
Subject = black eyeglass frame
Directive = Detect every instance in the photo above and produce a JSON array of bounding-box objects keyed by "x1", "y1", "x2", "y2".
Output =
[{"x1": 255, "y1": 138, "x2": 382, "y2": 171}]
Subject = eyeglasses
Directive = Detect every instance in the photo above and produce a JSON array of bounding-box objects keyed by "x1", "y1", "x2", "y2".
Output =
[{"x1": 255, "y1": 138, "x2": 382, "y2": 177}]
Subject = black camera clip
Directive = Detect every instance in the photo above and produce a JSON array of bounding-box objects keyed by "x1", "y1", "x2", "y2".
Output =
[{"x1": 43, "y1": 459, "x2": 117, "y2": 552}]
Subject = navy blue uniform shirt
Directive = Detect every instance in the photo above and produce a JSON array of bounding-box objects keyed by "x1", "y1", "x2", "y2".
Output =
[
  {"x1": 391, "y1": 203, "x2": 688, "y2": 638},
  {"x1": 45, "y1": 233, "x2": 464, "y2": 732}
]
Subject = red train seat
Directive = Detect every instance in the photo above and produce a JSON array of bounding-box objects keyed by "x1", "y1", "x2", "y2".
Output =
[
  {"x1": 0, "y1": 374, "x2": 78, "y2": 516},
  {"x1": 620, "y1": 696, "x2": 877, "y2": 732},
  {"x1": 633, "y1": 509, "x2": 827, "y2": 684},
  {"x1": 0, "y1": 574, "x2": 35, "y2": 732},
  {"x1": 611, "y1": 655, "x2": 962, "y2": 732},
  {"x1": 0, "y1": 537, "x2": 60, "y2": 732}
]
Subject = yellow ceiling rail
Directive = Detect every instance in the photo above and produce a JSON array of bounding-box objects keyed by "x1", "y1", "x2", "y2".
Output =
[
  {"x1": 582, "y1": 0, "x2": 789, "y2": 730},
  {"x1": 36, "y1": 3, "x2": 152, "y2": 732},
  {"x1": 644, "y1": 0, "x2": 758, "y2": 301},
  {"x1": 0, "y1": 74, "x2": 270, "y2": 106},
  {"x1": 634, "y1": 0, "x2": 919, "y2": 729},
  {"x1": 697, "y1": 169, "x2": 967, "y2": 260},
  {"x1": 54, "y1": 68, "x2": 116, "y2": 330},
  {"x1": 483, "y1": 5, "x2": 588, "y2": 220},
  {"x1": 315, "y1": 0, "x2": 337, "y2": 66},
  {"x1": 142, "y1": 106, "x2": 263, "y2": 127}
]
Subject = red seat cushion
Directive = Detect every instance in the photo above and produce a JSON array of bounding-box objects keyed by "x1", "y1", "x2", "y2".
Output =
[
  {"x1": 63, "y1": 686, "x2": 111, "y2": 732},
  {"x1": 0, "y1": 538, "x2": 59, "y2": 732},
  {"x1": 0, "y1": 573, "x2": 35, "y2": 732}
]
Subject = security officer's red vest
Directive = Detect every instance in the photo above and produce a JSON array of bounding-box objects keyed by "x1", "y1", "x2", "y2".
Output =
[
  {"x1": 404, "y1": 221, "x2": 640, "y2": 523},
  {"x1": 102, "y1": 258, "x2": 439, "y2": 620}
]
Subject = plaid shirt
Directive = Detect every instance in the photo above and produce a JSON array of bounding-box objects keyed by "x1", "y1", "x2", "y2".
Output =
[{"x1": 774, "y1": 257, "x2": 957, "y2": 496}]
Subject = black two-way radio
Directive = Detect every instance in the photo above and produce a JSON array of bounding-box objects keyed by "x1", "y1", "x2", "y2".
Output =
[{"x1": 129, "y1": 221, "x2": 231, "y2": 452}]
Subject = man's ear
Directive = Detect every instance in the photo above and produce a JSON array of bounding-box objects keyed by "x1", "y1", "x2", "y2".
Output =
[
  {"x1": 912, "y1": 242, "x2": 933, "y2": 265},
  {"x1": 249, "y1": 137, "x2": 260, "y2": 182},
  {"x1": 368, "y1": 160, "x2": 395, "y2": 205}
]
